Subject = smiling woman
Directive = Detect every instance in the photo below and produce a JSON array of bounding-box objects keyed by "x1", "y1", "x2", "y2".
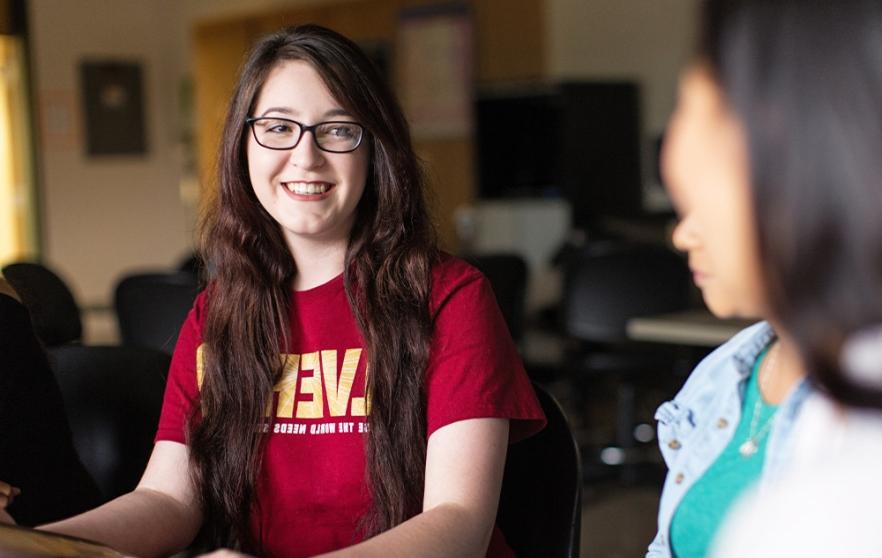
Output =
[{"x1": 31, "y1": 25, "x2": 545, "y2": 558}]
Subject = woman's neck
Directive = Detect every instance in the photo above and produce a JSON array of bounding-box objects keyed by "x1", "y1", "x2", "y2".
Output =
[
  {"x1": 761, "y1": 330, "x2": 808, "y2": 405},
  {"x1": 287, "y1": 237, "x2": 348, "y2": 291}
]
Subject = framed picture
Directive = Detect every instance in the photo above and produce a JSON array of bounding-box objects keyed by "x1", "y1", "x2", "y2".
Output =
[
  {"x1": 80, "y1": 60, "x2": 147, "y2": 156},
  {"x1": 397, "y1": 3, "x2": 473, "y2": 139}
]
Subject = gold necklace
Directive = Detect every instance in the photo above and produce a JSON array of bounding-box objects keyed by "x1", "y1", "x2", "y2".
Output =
[{"x1": 739, "y1": 342, "x2": 779, "y2": 458}]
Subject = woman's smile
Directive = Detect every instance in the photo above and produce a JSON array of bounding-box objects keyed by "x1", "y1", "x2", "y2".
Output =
[{"x1": 281, "y1": 180, "x2": 336, "y2": 198}]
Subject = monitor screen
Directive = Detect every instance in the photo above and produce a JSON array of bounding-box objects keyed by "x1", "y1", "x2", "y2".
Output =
[
  {"x1": 474, "y1": 81, "x2": 644, "y2": 228},
  {"x1": 475, "y1": 87, "x2": 561, "y2": 199}
]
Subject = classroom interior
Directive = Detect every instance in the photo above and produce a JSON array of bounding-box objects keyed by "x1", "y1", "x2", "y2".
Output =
[{"x1": 1, "y1": 1, "x2": 712, "y2": 556}]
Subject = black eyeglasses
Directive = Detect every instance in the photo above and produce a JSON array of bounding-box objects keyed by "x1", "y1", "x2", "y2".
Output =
[{"x1": 246, "y1": 117, "x2": 365, "y2": 153}]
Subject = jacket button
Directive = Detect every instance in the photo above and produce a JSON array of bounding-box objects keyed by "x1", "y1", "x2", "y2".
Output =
[
  {"x1": 674, "y1": 473, "x2": 685, "y2": 484},
  {"x1": 668, "y1": 439, "x2": 682, "y2": 450},
  {"x1": 717, "y1": 417, "x2": 729, "y2": 429}
]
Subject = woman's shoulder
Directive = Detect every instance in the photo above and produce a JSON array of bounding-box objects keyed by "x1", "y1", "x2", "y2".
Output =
[
  {"x1": 789, "y1": 393, "x2": 882, "y2": 469},
  {"x1": 429, "y1": 252, "x2": 485, "y2": 295},
  {"x1": 181, "y1": 286, "x2": 211, "y2": 329},
  {"x1": 714, "y1": 399, "x2": 882, "y2": 557},
  {"x1": 428, "y1": 253, "x2": 490, "y2": 308},
  {"x1": 705, "y1": 320, "x2": 773, "y2": 371},
  {"x1": 431, "y1": 252, "x2": 483, "y2": 281}
]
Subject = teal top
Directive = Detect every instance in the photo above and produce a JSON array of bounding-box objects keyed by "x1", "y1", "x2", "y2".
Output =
[{"x1": 669, "y1": 348, "x2": 779, "y2": 558}]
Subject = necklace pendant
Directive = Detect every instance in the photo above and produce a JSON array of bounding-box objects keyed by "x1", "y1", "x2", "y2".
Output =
[{"x1": 739, "y1": 439, "x2": 758, "y2": 457}]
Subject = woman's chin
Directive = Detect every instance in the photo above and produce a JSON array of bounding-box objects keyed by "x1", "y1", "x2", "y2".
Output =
[
  {"x1": 703, "y1": 296, "x2": 761, "y2": 322},
  {"x1": 702, "y1": 293, "x2": 738, "y2": 320}
]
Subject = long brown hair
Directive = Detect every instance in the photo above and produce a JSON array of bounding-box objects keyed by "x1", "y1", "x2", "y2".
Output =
[
  {"x1": 191, "y1": 25, "x2": 438, "y2": 552},
  {"x1": 699, "y1": 0, "x2": 882, "y2": 407}
]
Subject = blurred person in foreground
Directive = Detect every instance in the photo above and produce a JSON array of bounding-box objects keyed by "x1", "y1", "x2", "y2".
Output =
[
  {"x1": 0, "y1": 278, "x2": 102, "y2": 526},
  {"x1": 648, "y1": 0, "x2": 882, "y2": 556}
]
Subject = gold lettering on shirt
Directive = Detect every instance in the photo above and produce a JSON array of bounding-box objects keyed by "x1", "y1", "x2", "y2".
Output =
[
  {"x1": 196, "y1": 345, "x2": 205, "y2": 389},
  {"x1": 296, "y1": 352, "x2": 323, "y2": 419},
  {"x1": 322, "y1": 348, "x2": 362, "y2": 417},
  {"x1": 350, "y1": 364, "x2": 369, "y2": 417},
  {"x1": 194, "y1": 344, "x2": 370, "y2": 419},
  {"x1": 273, "y1": 354, "x2": 301, "y2": 418}
]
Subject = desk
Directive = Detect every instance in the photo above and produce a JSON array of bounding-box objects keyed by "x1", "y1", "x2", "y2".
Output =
[
  {"x1": 627, "y1": 310, "x2": 755, "y2": 347},
  {"x1": 0, "y1": 523, "x2": 122, "y2": 557}
]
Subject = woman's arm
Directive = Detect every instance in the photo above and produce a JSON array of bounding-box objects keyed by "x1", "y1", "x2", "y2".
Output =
[
  {"x1": 41, "y1": 441, "x2": 202, "y2": 558},
  {"x1": 321, "y1": 417, "x2": 509, "y2": 558}
]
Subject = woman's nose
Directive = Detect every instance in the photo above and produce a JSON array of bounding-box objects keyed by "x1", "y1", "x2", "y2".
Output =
[
  {"x1": 288, "y1": 131, "x2": 325, "y2": 169},
  {"x1": 671, "y1": 213, "x2": 699, "y2": 253}
]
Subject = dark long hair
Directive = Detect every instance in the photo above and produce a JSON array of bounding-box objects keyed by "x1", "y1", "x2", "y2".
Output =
[
  {"x1": 191, "y1": 25, "x2": 437, "y2": 551},
  {"x1": 699, "y1": 0, "x2": 882, "y2": 408}
]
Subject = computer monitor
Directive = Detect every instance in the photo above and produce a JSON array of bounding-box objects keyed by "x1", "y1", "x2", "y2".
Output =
[
  {"x1": 475, "y1": 86, "x2": 562, "y2": 199},
  {"x1": 474, "y1": 81, "x2": 644, "y2": 229}
]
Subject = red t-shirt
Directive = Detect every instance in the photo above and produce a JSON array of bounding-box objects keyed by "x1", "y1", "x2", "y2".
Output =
[{"x1": 156, "y1": 254, "x2": 546, "y2": 557}]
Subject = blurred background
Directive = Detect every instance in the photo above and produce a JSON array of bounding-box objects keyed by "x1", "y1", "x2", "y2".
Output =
[
  {"x1": 1, "y1": 1, "x2": 713, "y2": 556},
  {"x1": 1, "y1": 0, "x2": 699, "y2": 330}
]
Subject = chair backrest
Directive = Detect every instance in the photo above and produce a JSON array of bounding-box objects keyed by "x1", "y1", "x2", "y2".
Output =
[
  {"x1": 177, "y1": 252, "x2": 208, "y2": 288},
  {"x1": 497, "y1": 383, "x2": 582, "y2": 558},
  {"x1": 466, "y1": 253, "x2": 529, "y2": 344},
  {"x1": 114, "y1": 271, "x2": 200, "y2": 354},
  {"x1": 47, "y1": 345, "x2": 170, "y2": 501},
  {"x1": 562, "y1": 242, "x2": 693, "y2": 344},
  {"x1": 1, "y1": 262, "x2": 82, "y2": 346}
]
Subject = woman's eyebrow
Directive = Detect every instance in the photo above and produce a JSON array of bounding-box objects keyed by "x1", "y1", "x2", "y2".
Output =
[
  {"x1": 322, "y1": 108, "x2": 353, "y2": 119},
  {"x1": 257, "y1": 107, "x2": 295, "y2": 117},
  {"x1": 255, "y1": 107, "x2": 353, "y2": 119}
]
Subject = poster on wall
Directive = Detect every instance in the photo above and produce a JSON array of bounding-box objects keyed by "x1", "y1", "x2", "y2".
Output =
[
  {"x1": 80, "y1": 60, "x2": 147, "y2": 156},
  {"x1": 397, "y1": 3, "x2": 472, "y2": 139},
  {"x1": 39, "y1": 90, "x2": 79, "y2": 151}
]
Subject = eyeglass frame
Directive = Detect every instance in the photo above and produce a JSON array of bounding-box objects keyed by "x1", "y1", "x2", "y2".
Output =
[{"x1": 245, "y1": 116, "x2": 367, "y2": 154}]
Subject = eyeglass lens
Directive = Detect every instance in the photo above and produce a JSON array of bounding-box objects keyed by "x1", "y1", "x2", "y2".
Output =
[{"x1": 250, "y1": 118, "x2": 362, "y2": 152}]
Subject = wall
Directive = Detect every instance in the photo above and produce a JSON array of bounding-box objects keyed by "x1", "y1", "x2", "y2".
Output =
[
  {"x1": 27, "y1": 0, "x2": 192, "y2": 309},
  {"x1": 548, "y1": 0, "x2": 699, "y2": 136},
  {"x1": 23, "y1": 0, "x2": 697, "y2": 312},
  {"x1": 182, "y1": 0, "x2": 338, "y2": 23}
]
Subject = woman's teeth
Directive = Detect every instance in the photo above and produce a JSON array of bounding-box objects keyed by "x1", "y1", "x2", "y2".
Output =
[{"x1": 285, "y1": 182, "x2": 330, "y2": 195}]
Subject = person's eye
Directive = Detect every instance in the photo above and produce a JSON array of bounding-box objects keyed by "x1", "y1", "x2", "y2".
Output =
[
  {"x1": 256, "y1": 119, "x2": 295, "y2": 134},
  {"x1": 328, "y1": 124, "x2": 356, "y2": 138},
  {"x1": 267, "y1": 121, "x2": 294, "y2": 134}
]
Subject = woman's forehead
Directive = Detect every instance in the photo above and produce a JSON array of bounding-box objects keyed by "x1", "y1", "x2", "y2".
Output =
[{"x1": 254, "y1": 60, "x2": 342, "y2": 112}]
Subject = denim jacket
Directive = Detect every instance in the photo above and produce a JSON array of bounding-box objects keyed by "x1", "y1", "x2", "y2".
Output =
[{"x1": 646, "y1": 322, "x2": 814, "y2": 557}]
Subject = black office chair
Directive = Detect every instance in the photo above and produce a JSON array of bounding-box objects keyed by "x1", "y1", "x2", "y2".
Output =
[
  {"x1": 2, "y1": 261, "x2": 82, "y2": 346},
  {"x1": 114, "y1": 271, "x2": 200, "y2": 354},
  {"x1": 465, "y1": 253, "x2": 529, "y2": 345},
  {"x1": 48, "y1": 345, "x2": 170, "y2": 501},
  {"x1": 177, "y1": 251, "x2": 208, "y2": 288},
  {"x1": 497, "y1": 382, "x2": 582, "y2": 558},
  {"x1": 562, "y1": 242, "x2": 693, "y2": 476}
]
